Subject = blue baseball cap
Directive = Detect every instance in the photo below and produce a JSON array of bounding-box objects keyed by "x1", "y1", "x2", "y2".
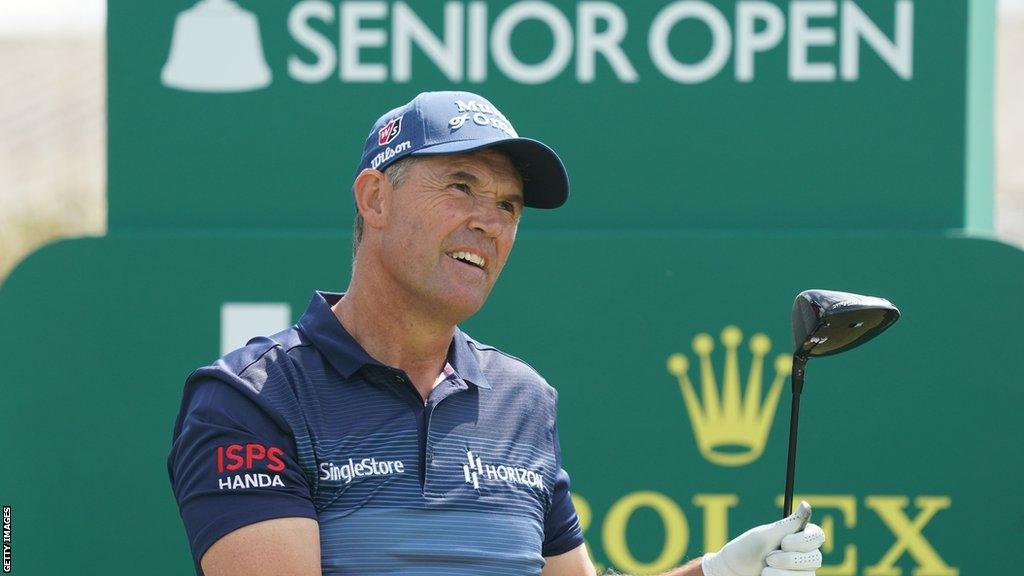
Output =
[{"x1": 355, "y1": 91, "x2": 569, "y2": 209}]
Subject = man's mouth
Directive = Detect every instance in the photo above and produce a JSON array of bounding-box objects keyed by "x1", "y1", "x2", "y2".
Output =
[{"x1": 446, "y1": 251, "x2": 487, "y2": 270}]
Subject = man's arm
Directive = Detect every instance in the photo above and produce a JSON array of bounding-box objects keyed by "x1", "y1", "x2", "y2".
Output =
[
  {"x1": 542, "y1": 543, "x2": 702, "y2": 576},
  {"x1": 169, "y1": 376, "x2": 319, "y2": 571},
  {"x1": 543, "y1": 502, "x2": 824, "y2": 576},
  {"x1": 200, "y1": 517, "x2": 321, "y2": 576}
]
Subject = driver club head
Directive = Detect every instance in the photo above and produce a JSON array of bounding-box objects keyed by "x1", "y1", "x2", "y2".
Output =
[{"x1": 791, "y1": 289, "x2": 900, "y2": 358}]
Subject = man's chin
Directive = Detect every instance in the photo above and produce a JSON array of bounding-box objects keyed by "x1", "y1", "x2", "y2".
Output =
[
  {"x1": 432, "y1": 288, "x2": 490, "y2": 324},
  {"x1": 448, "y1": 298, "x2": 488, "y2": 324}
]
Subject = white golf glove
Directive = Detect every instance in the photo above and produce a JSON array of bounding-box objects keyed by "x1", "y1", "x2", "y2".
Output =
[{"x1": 701, "y1": 501, "x2": 825, "y2": 576}]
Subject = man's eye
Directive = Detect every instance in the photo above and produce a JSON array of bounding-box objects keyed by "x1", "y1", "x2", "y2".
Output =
[
  {"x1": 498, "y1": 201, "x2": 518, "y2": 214},
  {"x1": 451, "y1": 183, "x2": 471, "y2": 194}
]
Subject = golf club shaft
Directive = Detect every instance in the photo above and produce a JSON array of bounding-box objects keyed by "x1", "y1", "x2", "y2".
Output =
[{"x1": 783, "y1": 355, "x2": 807, "y2": 517}]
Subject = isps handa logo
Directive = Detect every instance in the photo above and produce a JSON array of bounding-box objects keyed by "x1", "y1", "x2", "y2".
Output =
[
  {"x1": 215, "y1": 443, "x2": 287, "y2": 490},
  {"x1": 666, "y1": 326, "x2": 790, "y2": 467}
]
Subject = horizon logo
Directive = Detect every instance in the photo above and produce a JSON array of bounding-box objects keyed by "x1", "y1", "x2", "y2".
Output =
[{"x1": 463, "y1": 450, "x2": 544, "y2": 491}]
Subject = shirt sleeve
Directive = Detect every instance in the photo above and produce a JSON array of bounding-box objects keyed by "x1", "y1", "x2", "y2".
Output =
[
  {"x1": 542, "y1": 420, "x2": 585, "y2": 557},
  {"x1": 167, "y1": 373, "x2": 318, "y2": 570}
]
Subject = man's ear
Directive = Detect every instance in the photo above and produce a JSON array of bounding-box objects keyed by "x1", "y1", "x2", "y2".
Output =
[{"x1": 352, "y1": 168, "x2": 389, "y2": 230}]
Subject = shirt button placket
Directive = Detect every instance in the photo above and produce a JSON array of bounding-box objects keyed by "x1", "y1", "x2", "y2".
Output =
[{"x1": 423, "y1": 444, "x2": 438, "y2": 496}]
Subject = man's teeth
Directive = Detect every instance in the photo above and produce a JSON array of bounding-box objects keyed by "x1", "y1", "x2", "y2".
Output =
[{"x1": 450, "y1": 251, "x2": 486, "y2": 268}]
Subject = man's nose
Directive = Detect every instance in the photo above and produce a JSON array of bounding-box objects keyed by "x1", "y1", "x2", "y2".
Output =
[{"x1": 468, "y1": 199, "x2": 506, "y2": 238}]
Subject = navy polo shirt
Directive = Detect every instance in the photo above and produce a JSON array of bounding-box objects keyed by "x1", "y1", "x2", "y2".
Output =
[{"x1": 168, "y1": 291, "x2": 583, "y2": 575}]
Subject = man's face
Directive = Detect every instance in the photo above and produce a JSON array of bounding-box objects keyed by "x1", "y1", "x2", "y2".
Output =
[{"x1": 376, "y1": 149, "x2": 524, "y2": 323}]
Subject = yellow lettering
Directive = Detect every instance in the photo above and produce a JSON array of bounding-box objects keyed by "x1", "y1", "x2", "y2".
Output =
[
  {"x1": 864, "y1": 496, "x2": 958, "y2": 576},
  {"x1": 571, "y1": 494, "x2": 604, "y2": 572},
  {"x1": 602, "y1": 491, "x2": 689, "y2": 574},
  {"x1": 774, "y1": 494, "x2": 858, "y2": 576},
  {"x1": 693, "y1": 494, "x2": 738, "y2": 553}
]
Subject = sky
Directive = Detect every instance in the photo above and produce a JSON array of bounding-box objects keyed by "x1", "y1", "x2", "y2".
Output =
[
  {"x1": 1004, "y1": 0, "x2": 1024, "y2": 13},
  {"x1": 0, "y1": 0, "x2": 106, "y2": 36},
  {"x1": 0, "y1": 0, "x2": 1022, "y2": 36}
]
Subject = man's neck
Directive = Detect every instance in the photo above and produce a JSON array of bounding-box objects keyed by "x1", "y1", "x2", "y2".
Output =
[{"x1": 332, "y1": 272, "x2": 455, "y2": 402}]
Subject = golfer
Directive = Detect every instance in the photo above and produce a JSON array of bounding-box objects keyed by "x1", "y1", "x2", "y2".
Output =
[{"x1": 168, "y1": 91, "x2": 825, "y2": 576}]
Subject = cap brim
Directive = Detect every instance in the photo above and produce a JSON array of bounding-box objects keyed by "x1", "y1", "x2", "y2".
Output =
[{"x1": 411, "y1": 137, "x2": 569, "y2": 209}]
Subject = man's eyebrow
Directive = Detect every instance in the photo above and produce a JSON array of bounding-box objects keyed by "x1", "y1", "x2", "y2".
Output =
[
  {"x1": 447, "y1": 170, "x2": 481, "y2": 183},
  {"x1": 448, "y1": 170, "x2": 524, "y2": 204}
]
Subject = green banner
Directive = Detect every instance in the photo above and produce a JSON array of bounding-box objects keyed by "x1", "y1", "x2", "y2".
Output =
[
  {"x1": 110, "y1": 0, "x2": 972, "y2": 232},
  {"x1": 0, "y1": 1, "x2": 1012, "y2": 574},
  {"x1": 2, "y1": 232, "x2": 1021, "y2": 574}
]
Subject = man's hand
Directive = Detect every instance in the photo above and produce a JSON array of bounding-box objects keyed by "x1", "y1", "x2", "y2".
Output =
[{"x1": 700, "y1": 501, "x2": 825, "y2": 576}]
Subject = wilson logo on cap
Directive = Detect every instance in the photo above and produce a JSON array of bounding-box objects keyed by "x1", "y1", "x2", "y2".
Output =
[{"x1": 378, "y1": 116, "x2": 403, "y2": 145}]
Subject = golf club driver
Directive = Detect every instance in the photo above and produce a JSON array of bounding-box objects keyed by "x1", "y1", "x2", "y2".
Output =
[{"x1": 783, "y1": 289, "x2": 901, "y2": 517}]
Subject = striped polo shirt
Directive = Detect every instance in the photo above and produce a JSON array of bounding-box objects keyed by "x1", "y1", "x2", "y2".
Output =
[{"x1": 168, "y1": 291, "x2": 583, "y2": 575}]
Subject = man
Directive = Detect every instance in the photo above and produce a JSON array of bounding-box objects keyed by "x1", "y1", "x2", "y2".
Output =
[{"x1": 168, "y1": 91, "x2": 825, "y2": 576}]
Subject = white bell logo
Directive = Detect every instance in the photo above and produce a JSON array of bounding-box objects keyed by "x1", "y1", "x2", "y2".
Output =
[{"x1": 161, "y1": 0, "x2": 272, "y2": 93}]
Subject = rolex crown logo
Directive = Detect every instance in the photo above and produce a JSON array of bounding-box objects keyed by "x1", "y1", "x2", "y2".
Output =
[{"x1": 667, "y1": 326, "x2": 792, "y2": 467}]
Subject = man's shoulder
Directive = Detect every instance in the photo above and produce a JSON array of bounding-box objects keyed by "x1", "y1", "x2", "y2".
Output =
[
  {"x1": 459, "y1": 333, "x2": 558, "y2": 398},
  {"x1": 190, "y1": 325, "x2": 313, "y2": 395},
  {"x1": 172, "y1": 326, "x2": 316, "y2": 446}
]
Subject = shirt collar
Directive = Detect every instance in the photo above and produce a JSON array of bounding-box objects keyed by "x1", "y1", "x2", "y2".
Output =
[
  {"x1": 297, "y1": 291, "x2": 383, "y2": 379},
  {"x1": 448, "y1": 328, "x2": 492, "y2": 389},
  {"x1": 297, "y1": 291, "x2": 491, "y2": 389}
]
